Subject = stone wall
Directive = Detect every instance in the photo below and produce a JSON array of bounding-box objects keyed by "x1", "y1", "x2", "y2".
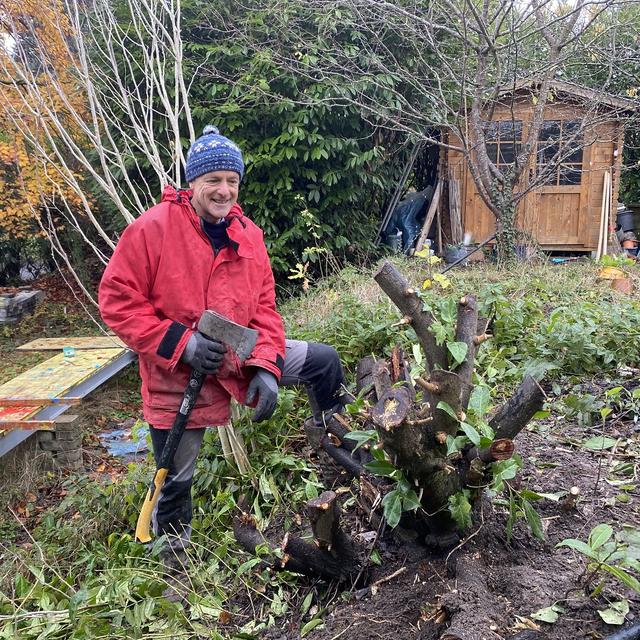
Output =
[
  {"x1": 36, "y1": 417, "x2": 83, "y2": 471},
  {"x1": 0, "y1": 419, "x2": 83, "y2": 490}
]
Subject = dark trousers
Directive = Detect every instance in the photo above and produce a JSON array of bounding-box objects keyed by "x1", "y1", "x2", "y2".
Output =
[{"x1": 150, "y1": 339, "x2": 345, "y2": 548}]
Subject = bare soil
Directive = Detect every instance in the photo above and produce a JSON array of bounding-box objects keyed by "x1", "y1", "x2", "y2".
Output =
[{"x1": 251, "y1": 402, "x2": 640, "y2": 640}]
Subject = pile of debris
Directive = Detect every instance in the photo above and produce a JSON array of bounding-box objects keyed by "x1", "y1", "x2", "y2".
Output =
[{"x1": 0, "y1": 290, "x2": 44, "y2": 324}]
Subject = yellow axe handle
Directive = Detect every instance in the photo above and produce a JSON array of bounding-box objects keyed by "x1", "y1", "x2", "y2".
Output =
[{"x1": 134, "y1": 467, "x2": 169, "y2": 543}]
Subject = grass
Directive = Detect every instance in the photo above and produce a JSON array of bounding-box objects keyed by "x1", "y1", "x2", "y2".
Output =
[{"x1": 1, "y1": 256, "x2": 640, "y2": 638}]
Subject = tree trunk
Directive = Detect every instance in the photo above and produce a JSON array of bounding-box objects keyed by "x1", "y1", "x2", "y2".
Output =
[
  {"x1": 491, "y1": 178, "x2": 518, "y2": 264},
  {"x1": 340, "y1": 263, "x2": 544, "y2": 539}
]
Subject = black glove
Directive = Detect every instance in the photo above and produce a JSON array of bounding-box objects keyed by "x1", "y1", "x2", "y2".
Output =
[
  {"x1": 245, "y1": 369, "x2": 279, "y2": 422},
  {"x1": 181, "y1": 333, "x2": 226, "y2": 374}
]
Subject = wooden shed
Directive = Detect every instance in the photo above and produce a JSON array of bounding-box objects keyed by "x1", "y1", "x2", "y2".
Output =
[{"x1": 444, "y1": 81, "x2": 635, "y2": 252}]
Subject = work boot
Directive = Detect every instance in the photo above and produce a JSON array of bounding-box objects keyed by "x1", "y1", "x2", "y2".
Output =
[{"x1": 159, "y1": 545, "x2": 190, "y2": 605}]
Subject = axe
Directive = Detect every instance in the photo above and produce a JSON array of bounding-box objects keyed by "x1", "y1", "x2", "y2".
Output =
[{"x1": 135, "y1": 310, "x2": 258, "y2": 543}]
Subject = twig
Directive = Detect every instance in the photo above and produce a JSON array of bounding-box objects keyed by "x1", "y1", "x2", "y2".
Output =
[
  {"x1": 371, "y1": 565, "x2": 407, "y2": 587},
  {"x1": 593, "y1": 416, "x2": 608, "y2": 496},
  {"x1": 445, "y1": 499, "x2": 485, "y2": 567}
]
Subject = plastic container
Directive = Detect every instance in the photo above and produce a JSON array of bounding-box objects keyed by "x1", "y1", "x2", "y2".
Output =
[
  {"x1": 599, "y1": 266, "x2": 625, "y2": 280},
  {"x1": 616, "y1": 209, "x2": 635, "y2": 232}
]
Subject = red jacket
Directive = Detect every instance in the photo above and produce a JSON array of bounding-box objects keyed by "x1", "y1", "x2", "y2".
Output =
[{"x1": 98, "y1": 186, "x2": 286, "y2": 428}]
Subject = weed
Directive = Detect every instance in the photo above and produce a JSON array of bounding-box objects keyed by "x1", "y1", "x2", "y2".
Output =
[{"x1": 557, "y1": 523, "x2": 640, "y2": 595}]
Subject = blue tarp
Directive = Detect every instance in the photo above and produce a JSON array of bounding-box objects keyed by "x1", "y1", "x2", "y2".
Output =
[{"x1": 382, "y1": 186, "x2": 433, "y2": 253}]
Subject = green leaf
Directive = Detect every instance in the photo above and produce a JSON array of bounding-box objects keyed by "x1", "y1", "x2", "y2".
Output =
[
  {"x1": 237, "y1": 558, "x2": 262, "y2": 575},
  {"x1": 436, "y1": 401, "x2": 459, "y2": 421},
  {"x1": 598, "y1": 599, "x2": 629, "y2": 625},
  {"x1": 468, "y1": 385, "x2": 491, "y2": 417},
  {"x1": 460, "y1": 422, "x2": 481, "y2": 446},
  {"x1": 300, "y1": 592, "x2": 313, "y2": 616},
  {"x1": 599, "y1": 564, "x2": 640, "y2": 593},
  {"x1": 531, "y1": 604, "x2": 564, "y2": 623},
  {"x1": 556, "y1": 539, "x2": 601, "y2": 561},
  {"x1": 364, "y1": 460, "x2": 397, "y2": 478},
  {"x1": 519, "y1": 489, "x2": 564, "y2": 502},
  {"x1": 589, "y1": 524, "x2": 614, "y2": 550},
  {"x1": 523, "y1": 499, "x2": 544, "y2": 540},
  {"x1": 448, "y1": 491, "x2": 473, "y2": 530},
  {"x1": 301, "y1": 618, "x2": 324, "y2": 637},
  {"x1": 620, "y1": 524, "x2": 640, "y2": 547},
  {"x1": 446, "y1": 435, "x2": 468, "y2": 456},
  {"x1": 447, "y1": 341, "x2": 468, "y2": 366},
  {"x1": 343, "y1": 430, "x2": 377, "y2": 451},
  {"x1": 582, "y1": 436, "x2": 617, "y2": 451},
  {"x1": 491, "y1": 459, "x2": 519, "y2": 491},
  {"x1": 401, "y1": 488, "x2": 422, "y2": 512},
  {"x1": 382, "y1": 490, "x2": 403, "y2": 528}
]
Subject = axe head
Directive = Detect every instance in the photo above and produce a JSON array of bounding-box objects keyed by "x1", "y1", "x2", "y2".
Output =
[{"x1": 197, "y1": 310, "x2": 258, "y2": 363}]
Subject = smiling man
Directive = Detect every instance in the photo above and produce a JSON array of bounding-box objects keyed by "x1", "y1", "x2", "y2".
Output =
[{"x1": 98, "y1": 126, "x2": 349, "y2": 602}]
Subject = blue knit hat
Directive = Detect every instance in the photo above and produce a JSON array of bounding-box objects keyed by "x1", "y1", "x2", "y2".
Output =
[{"x1": 185, "y1": 125, "x2": 245, "y2": 182}]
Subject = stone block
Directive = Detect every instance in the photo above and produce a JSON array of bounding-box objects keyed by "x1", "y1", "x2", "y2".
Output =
[
  {"x1": 0, "y1": 290, "x2": 45, "y2": 324},
  {"x1": 54, "y1": 449, "x2": 83, "y2": 471}
]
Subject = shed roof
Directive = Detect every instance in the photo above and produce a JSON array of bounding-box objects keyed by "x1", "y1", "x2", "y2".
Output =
[{"x1": 498, "y1": 79, "x2": 637, "y2": 113}]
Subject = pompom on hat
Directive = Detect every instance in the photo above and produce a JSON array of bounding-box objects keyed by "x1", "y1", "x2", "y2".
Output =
[{"x1": 185, "y1": 125, "x2": 245, "y2": 182}]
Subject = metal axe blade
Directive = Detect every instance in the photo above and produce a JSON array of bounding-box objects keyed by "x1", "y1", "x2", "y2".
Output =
[{"x1": 197, "y1": 310, "x2": 258, "y2": 363}]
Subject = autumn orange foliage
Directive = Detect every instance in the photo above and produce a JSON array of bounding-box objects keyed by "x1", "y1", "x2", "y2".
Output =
[{"x1": 0, "y1": 0, "x2": 87, "y2": 237}]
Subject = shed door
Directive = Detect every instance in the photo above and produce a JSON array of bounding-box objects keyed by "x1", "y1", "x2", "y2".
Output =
[{"x1": 525, "y1": 120, "x2": 586, "y2": 246}]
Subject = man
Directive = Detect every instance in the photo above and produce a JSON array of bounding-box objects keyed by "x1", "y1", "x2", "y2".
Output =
[{"x1": 98, "y1": 126, "x2": 348, "y2": 592}]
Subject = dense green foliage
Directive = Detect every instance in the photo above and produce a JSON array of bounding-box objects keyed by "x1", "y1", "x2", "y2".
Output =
[{"x1": 182, "y1": 1, "x2": 422, "y2": 277}]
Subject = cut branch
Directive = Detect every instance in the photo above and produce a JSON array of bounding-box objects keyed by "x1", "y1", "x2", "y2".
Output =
[
  {"x1": 374, "y1": 261, "x2": 447, "y2": 371},
  {"x1": 454, "y1": 294, "x2": 479, "y2": 407},
  {"x1": 321, "y1": 436, "x2": 366, "y2": 477},
  {"x1": 307, "y1": 491, "x2": 340, "y2": 550},
  {"x1": 490, "y1": 375, "x2": 545, "y2": 440}
]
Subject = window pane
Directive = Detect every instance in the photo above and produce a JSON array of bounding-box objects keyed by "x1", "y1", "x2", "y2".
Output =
[
  {"x1": 499, "y1": 142, "x2": 515, "y2": 164},
  {"x1": 537, "y1": 163, "x2": 557, "y2": 186},
  {"x1": 538, "y1": 141, "x2": 560, "y2": 163},
  {"x1": 539, "y1": 120, "x2": 560, "y2": 141},
  {"x1": 562, "y1": 120, "x2": 582, "y2": 137},
  {"x1": 483, "y1": 121, "x2": 498, "y2": 141},
  {"x1": 559, "y1": 165, "x2": 582, "y2": 185},
  {"x1": 564, "y1": 146, "x2": 583, "y2": 164},
  {"x1": 499, "y1": 120, "x2": 522, "y2": 141}
]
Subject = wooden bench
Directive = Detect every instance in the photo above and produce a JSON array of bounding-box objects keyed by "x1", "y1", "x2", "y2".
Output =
[{"x1": 0, "y1": 338, "x2": 136, "y2": 470}]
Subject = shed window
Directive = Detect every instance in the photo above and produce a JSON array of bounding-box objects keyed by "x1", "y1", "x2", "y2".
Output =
[
  {"x1": 484, "y1": 120, "x2": 522, "y2": 169},
  {"x1": 537, "y1": 120, "x2": 583, "y2": 186}
]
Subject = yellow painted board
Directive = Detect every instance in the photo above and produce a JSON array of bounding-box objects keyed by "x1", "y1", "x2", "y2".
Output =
[
  {"x1": 0, "y1": 348, "x2": 125, "y2": 402},
  {"x1": 17, "y1": 336, "x2": 126, "y2": 351}
]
